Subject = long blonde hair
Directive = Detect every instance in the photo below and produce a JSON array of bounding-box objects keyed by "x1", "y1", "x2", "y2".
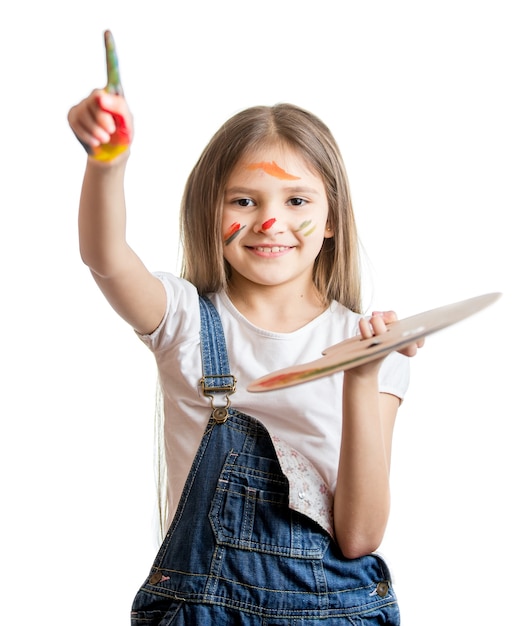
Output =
[{"x1": 180, "y1": 103, "x2": 362, "y2": 313}]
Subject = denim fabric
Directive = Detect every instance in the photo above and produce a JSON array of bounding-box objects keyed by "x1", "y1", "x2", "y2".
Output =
[{"x1": 130, "y1": 298, "x2": 400, "y2": 625}]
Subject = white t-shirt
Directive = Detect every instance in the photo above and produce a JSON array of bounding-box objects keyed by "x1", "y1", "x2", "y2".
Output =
[{"x1": 139, "y1": 273, "x2": 410, "y2": 526}]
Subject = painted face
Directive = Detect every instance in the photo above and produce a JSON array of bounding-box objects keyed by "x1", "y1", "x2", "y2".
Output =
[{"x1": 222, "y1": 144, "x2": 333, "y2": 291}]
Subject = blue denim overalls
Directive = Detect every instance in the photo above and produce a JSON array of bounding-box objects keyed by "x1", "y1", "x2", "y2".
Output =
[{"x1": 131, "y1": 297, "x2": 400, "y2": 625}]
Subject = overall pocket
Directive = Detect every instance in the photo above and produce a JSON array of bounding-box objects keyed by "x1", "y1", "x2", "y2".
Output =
[{"x1": 209, "y1": 450, "x2": 329, "y2": 558}]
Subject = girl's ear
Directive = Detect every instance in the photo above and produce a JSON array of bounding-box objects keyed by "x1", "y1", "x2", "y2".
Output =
[{"x1": 324, "y1": 223, "x2": 335, "y2": 238}]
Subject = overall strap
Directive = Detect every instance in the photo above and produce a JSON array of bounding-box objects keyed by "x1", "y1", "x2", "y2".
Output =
[{"x1": 199, "y1": 296, "x2": 237, "y2": 423}]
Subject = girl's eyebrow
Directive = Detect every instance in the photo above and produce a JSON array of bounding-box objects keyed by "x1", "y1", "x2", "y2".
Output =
[
  {"x1": 283, "y1": 186, "x2": 321, "y2": 195},
  {"x1": 225, "y1": 186, "x2": 321, "y2": 196}
]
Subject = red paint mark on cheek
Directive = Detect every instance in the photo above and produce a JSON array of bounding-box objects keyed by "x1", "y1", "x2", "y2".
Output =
[
  {"x1": 224, "y1": 222, "x2": 246, "y2": 245},
  {"x1": 262, "y1": 218, "x2": 276, "y2": 230}
]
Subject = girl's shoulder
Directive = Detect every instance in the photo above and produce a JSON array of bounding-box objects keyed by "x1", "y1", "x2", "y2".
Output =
[{"x1": 137, "y1": 272, "x2": 201, "y2": 350}]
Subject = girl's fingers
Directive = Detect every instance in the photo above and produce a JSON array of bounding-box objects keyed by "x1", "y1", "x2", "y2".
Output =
[
  {"x1": 373, "y1": 310, "x2": 397, "y2": 325},
  {"x1": 359, "y1": 310, "x2": 424, "y2": 358},
  {"x1": 358, "y1": 316, "x2": 373, "y2": 339},
  {"x1": 96, "y1": 93, "x2": 129, "y2": 133},
  {"x1": 358, "y1": 311, "x2": 392, "y2": 339},
  {"x1": 369, "y1": 313, "x2": 388, "y2": 335},
  {"x1": 69, "y1": 96, "x2": 115, "y2": 146}
]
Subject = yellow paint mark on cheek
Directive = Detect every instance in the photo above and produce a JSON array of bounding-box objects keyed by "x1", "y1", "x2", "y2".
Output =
[
  {"x1": 246, "y1": 161, "x2": 301, "y2": 180},
  {"x1": 295, "y1": 220, "x2": 317, "y2": 236}
]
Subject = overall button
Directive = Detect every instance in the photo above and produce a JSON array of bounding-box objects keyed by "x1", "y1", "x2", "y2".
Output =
[
  {"x1": 213, "y1": 407, "x2": 228, "y2": 423},
  {"x1": 149, "y1": 571, "x2": 163, "y2": 585},
  {"x1": 376, "y1": 581, "x2": 389, "y2": 597}
]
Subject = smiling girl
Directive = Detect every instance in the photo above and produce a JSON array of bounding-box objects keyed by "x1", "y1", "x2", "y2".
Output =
[{"x1": 69, "y1": 43, "x2": 421, "y2": 624}]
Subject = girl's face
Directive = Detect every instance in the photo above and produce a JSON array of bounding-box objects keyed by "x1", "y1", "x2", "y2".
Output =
[{"x1": 222, "y1": 143, "x2": 333, "y2": 292}]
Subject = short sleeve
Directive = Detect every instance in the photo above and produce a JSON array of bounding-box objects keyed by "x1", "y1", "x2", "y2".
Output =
[
  {"x1": 135, "y1": 272, "x2": 201, "y2": 353},
  {"x1": 378, "y1": 351, "x2": 410, "y2": 400}
]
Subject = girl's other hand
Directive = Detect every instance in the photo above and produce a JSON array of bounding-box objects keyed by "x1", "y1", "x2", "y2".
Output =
[
  {"x1": 359, "y1": 310, "x2": 425, "y2": 357},
  {"x1": 347, "y1": 310, "x2": 423, "y2": 380}
]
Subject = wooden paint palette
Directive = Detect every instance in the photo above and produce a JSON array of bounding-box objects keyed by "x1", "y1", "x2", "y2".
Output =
[{"x1": 247, "y1": 292, "x2": 501, "y2": 392}]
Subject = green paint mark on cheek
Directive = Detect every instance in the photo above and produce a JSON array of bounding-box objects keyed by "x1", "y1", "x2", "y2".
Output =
[{"x1": 295, "y1": 220, "x2": 316, "y2": 236}]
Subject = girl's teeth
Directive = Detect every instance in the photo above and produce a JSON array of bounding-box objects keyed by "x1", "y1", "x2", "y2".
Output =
[{"x1": 256, "y1": 246, "x2": 286, "y2": 253}]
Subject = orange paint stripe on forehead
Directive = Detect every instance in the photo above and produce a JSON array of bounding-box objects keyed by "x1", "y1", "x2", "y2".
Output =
[{"x1": 246, "y1": 161, "x2": 301, "y2": 180}]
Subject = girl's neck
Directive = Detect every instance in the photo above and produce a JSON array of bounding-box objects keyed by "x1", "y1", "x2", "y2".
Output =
[{"x1": 226, "y1": 279, "x2": 328, "y2": 333}]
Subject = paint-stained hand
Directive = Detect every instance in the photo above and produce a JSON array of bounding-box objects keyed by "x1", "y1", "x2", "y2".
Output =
[{"x1": 68, "y1": 30, "x2": 133, "y2": 162}]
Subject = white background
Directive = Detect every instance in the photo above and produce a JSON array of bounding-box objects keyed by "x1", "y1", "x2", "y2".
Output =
[{"x1": 1, "y1": 1, "x2": 524, "y2": 624}]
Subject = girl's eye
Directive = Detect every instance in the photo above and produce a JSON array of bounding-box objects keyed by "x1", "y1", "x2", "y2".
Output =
[
  {"x1": 288, "y1": 197, "x2": 306, "y2": 207},
  {"x1": 234, "y1": 198, "x2": 255, "y2": 207}
]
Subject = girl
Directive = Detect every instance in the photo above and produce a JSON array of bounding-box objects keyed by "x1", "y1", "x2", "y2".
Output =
[{"x1": 69, "y1": 80, "x2": 421, "y2": 624}]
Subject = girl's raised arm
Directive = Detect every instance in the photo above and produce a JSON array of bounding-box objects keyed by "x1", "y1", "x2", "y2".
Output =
[{"x1": 68, "y1": 32, "x2": 166, "y2": 335}]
